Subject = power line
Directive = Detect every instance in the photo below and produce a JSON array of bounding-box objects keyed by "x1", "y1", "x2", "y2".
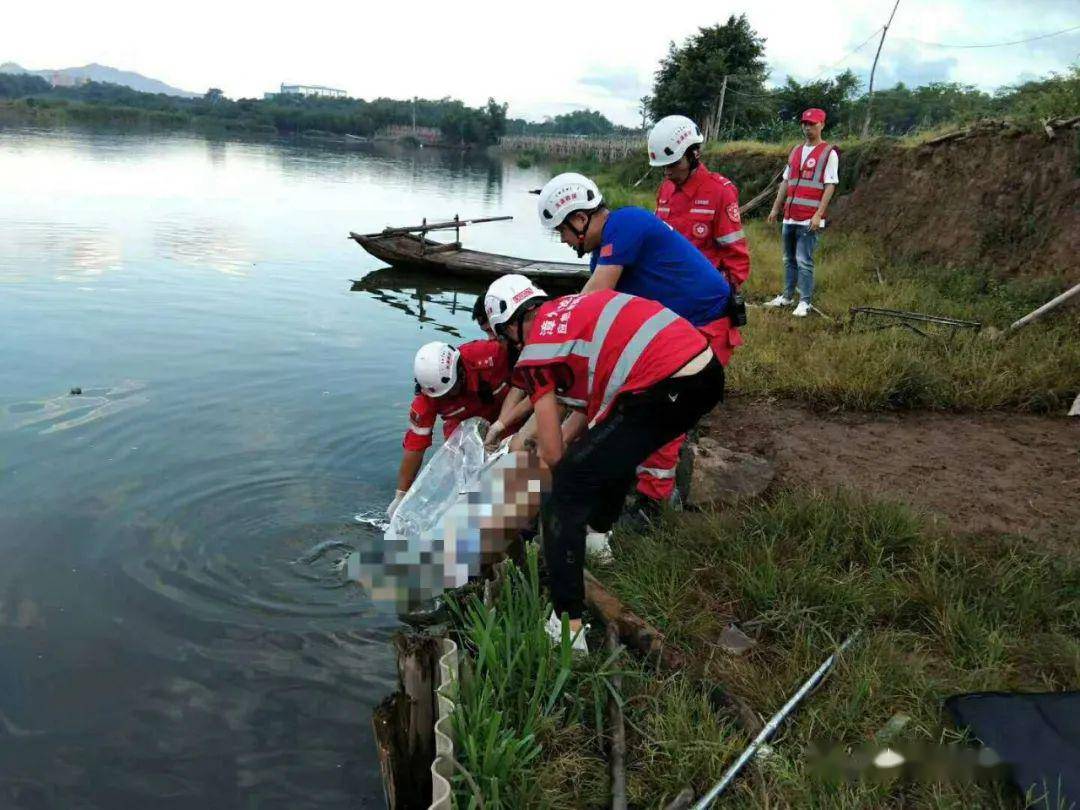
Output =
[
  {"x1": 802, "y1": 26, "x2": 886, "y2": 83},
  {"x1": 899, "y1": 22, "x2": 1080, "y2": 49}
]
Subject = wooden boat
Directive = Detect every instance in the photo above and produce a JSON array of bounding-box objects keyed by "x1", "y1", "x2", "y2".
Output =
[{"x1": 348, "y1": 214, "x2": 588, "y2": 282}]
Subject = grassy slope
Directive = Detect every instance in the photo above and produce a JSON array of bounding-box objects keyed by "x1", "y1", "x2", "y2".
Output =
[{"x1": 548, "y1": 148, "x2": 1080, "y2": 413}]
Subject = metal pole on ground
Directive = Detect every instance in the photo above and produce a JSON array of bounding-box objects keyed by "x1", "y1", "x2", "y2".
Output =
[{"x1": 690, "y1": 632, "x2": 861, "y2": 809}]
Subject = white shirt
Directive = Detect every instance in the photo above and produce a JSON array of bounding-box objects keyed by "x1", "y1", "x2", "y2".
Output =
[{"x1": 782, "y1": 144, "x2": 839, "y2": 226}]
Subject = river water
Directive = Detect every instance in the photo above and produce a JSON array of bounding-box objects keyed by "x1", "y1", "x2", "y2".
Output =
[{"x1": 0, "y1": 128, "x2": 578, "y2": 809}]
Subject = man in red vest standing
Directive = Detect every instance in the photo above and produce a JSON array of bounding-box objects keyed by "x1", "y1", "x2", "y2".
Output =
[{"x1": 764, "y1": 107, "x2": 839, "y2": 317}]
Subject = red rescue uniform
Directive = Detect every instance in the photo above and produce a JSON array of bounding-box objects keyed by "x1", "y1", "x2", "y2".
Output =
[
  {"x1": 656, "y1": 163, "x2": 751, "y2": 287},
  {"x1": 646, "y1": 164, "x2": 750, "y2": 501},
  {"x1": 511, "y1": 291, "x2": 708, "y2": 425},
  {"x1": 402, "y1": 339, "x2": 511, "y2": 452}
]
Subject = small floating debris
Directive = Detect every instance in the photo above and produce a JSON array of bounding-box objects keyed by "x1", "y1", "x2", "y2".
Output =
[{"x1": 69, "y1": 387, "x2": 82, "y2": 396}]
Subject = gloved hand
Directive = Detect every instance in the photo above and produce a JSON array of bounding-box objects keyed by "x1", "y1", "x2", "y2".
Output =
[
  {"x1": 386, "y1": 489, "x2": 407, "y2": 521},
  {"x1": 483, "y1": 419, "x2": 506, "y2": 450}
]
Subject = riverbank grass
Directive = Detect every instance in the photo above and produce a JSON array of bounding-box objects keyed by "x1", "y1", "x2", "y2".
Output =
[
  {"x1": 732, "y1": 221, "x2": 1079, "y2": 411},
  {"x1": 447, "y1": 489, "x2": 1078, "y2": 807}
]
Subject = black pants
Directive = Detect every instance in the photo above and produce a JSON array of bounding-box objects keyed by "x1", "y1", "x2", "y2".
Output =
[{"x1": 541, "y1": 357, "x2": 725, "y2": 619}]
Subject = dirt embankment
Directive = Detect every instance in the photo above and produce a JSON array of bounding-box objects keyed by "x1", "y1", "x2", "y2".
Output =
[
  {"x1": 707, "y1": 396, "x2": 1080, "y2": 551},
  {"x1": 711, "y1": 128, "x2": 1080, "y2": 283},
  {"x1": 833, "y1": 130, "x2": 1080, "y2": 283}
]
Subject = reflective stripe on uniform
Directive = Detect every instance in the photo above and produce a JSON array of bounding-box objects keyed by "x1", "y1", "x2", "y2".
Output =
[
  {"x1": 657, "y1": 206, "x2": 671, "y2": 213},
  {"x1": 689, "y1": 208, "x2": 715, "y2": 215},
  {"x1": 557, "y1": 395, "x2": 587, "y2": 408},
  {"x1": 519, "y1": 295, "x2": 680, "y2": 425},
  {"x1": 409, "y1": 426, "x2": 433, "y2": 436},
  {"x1": 789, "y1": 197, "x2": 821, "y2": 208},
  {"x1": 443, "y1": 406, "x2": 466, "y2": 417},
  {"x1": 797, "y1": 180, "x2": 825, "y2": 190},
  {"x1": 635, "y1": 464, "x2": 676, "y2": 478},
  {"x1": 595, "y1": 308, "x2": 678, "y2": 423},
  {"x1": 587, "y1": 293, "x2": 633, "y2": 392},
  {"x1": 715, "y1": 229, "x2": 745, "y2": 245},
  {"x1": 493, "y1": 381, "x2": 508, "y2": 395}
]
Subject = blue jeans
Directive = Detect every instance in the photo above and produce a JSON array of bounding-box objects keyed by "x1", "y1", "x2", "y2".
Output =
[{"x1": 781, "y1": 223, "x2": 819, "y2": 304}]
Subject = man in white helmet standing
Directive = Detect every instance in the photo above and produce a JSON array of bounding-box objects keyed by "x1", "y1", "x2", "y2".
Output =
[
  {"x1": 484, "y1": 273, "x2": 725, "y2": 652},
  {"x1": 388, "y1": 338, "x2": 529, "y2": 521},
  {"x1": 650, "y1": 114, "x2": 751, "y2": 295},
  {"x1": 536, "y1": 171, "x2": 732, "y2": 514}
]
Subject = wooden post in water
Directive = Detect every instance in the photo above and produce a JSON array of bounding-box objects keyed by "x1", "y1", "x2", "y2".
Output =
[{"x1": 371, "y1": 632, "x2": 441, "y2": 809}]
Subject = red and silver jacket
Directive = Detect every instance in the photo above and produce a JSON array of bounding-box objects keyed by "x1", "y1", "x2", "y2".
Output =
[
  {"x1": 403, "y1": 339, "x2": 511, "y2": 452},
  {"x1": 656, "y1": 163, "x2": 751, "y2": 287},
  {"x1": 512, "y1": 291, "x2": 708, "y2": 427},
  {"x1": 783, "y1": 142, "x2": 835, "y2": 222}
]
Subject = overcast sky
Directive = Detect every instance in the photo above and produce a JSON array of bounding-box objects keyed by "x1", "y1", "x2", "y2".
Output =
[{"x1": 6, "y1": 0, "x2": 1078, "y2": 125}]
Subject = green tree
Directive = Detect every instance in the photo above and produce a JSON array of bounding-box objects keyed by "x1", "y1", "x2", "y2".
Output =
[{"x1": 650, "y1": 14, "x2": 769, "y2": 129}]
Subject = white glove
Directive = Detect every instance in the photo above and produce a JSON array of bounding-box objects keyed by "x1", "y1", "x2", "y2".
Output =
[
  {"x1": 386, "y1": 489, "x2": 407, "y2": 521},
  {"x1": 483, "y1": 419, "x2": 506, "y2": 449}
]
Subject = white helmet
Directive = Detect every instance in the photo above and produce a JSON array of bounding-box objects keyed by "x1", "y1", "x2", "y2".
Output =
[
  {"x1": 647, "y1": 115, "x2": 704, "y2": 167},
  {"x1": 484, "y1": 274, "x2": 548, "y2": 335},
  {"x1": 536, "y1": 173, "x2": 602, "y2": 229},
  {"x1": 413, "y1": 341, "x2": 460, "y2": 397}
]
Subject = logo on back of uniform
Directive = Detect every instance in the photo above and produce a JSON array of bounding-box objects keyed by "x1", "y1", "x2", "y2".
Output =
[{"x1": 692, "y1": 222, "x2": 708, "y2": 238}]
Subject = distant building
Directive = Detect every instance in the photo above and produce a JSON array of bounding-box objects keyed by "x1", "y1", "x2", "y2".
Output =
[
  {"x1": 272, "y1": 83, "x2": 347, "y2": 99},
  {"x1": 49, "y1": 72, "x2": 89, "y2": 88}
]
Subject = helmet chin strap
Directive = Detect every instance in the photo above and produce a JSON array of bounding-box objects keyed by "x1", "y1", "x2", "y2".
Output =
[{"x1": 565, "y1": 209, "x2": 596, "y2": 259}]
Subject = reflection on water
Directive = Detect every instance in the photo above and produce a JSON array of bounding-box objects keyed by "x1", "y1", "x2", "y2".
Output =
[{"x1": 0, "y1": 127, "x2": 565, "y2": 808}]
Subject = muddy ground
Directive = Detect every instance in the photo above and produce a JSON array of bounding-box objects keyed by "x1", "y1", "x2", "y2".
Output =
[{"x1": 705, "y1": 396, "x2": 1080, "y2": 551}]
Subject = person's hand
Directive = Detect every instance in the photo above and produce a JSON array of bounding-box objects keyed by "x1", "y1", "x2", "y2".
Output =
[
  {"x1": 766, "y1": 210, "x2": 778, "y2": 224},
  {"x1": 809, "y1": 213, "x2": 823, "y2": 231},
  {"x1": 386, "y1": 489, "x2": 407, "y2": 521},
  {"x1": 483, "y1": 420, "x2": 506, "y2": 450}
]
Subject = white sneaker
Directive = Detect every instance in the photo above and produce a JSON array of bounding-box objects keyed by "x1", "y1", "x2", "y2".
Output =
[
  {"x1": 764, "y1": 294, "x2": 793, "y2": 308},
  {"x1": 545, "y1": 611, "x2": 589, "y2": 655},
  {"x1": 793, "y1": 301, "x2": 811, "y2": 317},
  {"x1": 585, "y1": 527, "x2": 613, "y2": 564}
]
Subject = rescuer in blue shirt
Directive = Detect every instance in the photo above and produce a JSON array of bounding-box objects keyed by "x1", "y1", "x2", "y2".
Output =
[{"x1": 538, "y1": 172, "x2": 734, "y2": 517}]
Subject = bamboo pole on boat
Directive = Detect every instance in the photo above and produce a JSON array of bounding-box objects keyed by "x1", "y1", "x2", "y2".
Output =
[{"x1": 351, "y1": 215, "x2": 513, "y2": 240}]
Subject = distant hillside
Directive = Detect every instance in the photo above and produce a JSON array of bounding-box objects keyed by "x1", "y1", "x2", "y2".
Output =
[{"x1": 0, "y1": 62, "x2": 198, "y2": 98}]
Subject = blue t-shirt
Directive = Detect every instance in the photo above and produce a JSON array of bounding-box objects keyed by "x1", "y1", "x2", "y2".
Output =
[{"x1": 589, "y1": 207, "x2": 730, "y2": 326}]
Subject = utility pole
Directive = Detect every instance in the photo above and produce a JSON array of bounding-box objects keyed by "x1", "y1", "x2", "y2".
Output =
[
  {"x1": 861, "y1": 0, "x2": 901, "y2": 139},
  {"x1": 713, "y1": 75, "x2": 729, "y2": 141}
]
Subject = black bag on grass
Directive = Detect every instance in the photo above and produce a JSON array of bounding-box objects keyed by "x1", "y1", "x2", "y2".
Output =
[{"x1": 946, "y1": 691, "x2": 1080, "y2": 808}]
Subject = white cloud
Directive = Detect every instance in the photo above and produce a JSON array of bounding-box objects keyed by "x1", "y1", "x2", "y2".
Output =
[{"x1": 4, "y1": 0, "x2": 1077, "y2": 126}]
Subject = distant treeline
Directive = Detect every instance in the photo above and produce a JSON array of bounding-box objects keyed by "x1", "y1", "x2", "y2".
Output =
[
  {"x1": 647, "y1": 15, "x2": 1080, "y2": 142},
  {"x1": 0, "y1": 75, "x2": 511, "y2": 144}
]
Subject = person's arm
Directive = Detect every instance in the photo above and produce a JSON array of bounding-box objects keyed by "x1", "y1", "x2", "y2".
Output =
[
  {"x1": 581, "y1": 264, "x2": 624, "y2": 293},
  {"x1": 486, "y1": 388, "x2": 533, "y2": 447},
  {"x1": 809, "y1": 150, "x2": 839, "y2": 231},
  {"x1": 767, "y1": 178, "x2": 789, "y2": 224},
  {"x1": 714, "y1": 183, "x2": 750, "y2": 286},
  {"x1": 808, "y1": 185, "x2": 836, "y2": 231},
  {"x1": 532, "y1": 390, "x2": 564, "y2": 468},
  {"x1": 395, "y1": 449, "x2": 424, "y2": 492},
  {"x1": 560, "y1": 411, "x2": 588, "y2": 445}
]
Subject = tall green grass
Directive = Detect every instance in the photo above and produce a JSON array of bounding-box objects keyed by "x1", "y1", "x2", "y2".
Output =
[{"x1": 448, "y1": 546, "x2": 626, "y2": 808}]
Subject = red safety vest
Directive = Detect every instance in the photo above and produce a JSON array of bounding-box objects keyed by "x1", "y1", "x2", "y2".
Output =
[
  {"x1": 655, "y1": 163, "x2": 751, "y2": 286},
  {"x1": 783, "y1": 141, "x2": 834, "y2": 222},
  {"x1": 403, "y1": 339, "x2": 511, "y2": 451},
  {"x1": 512, "y1": 291, "x2": 708, "y2": 427}
]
